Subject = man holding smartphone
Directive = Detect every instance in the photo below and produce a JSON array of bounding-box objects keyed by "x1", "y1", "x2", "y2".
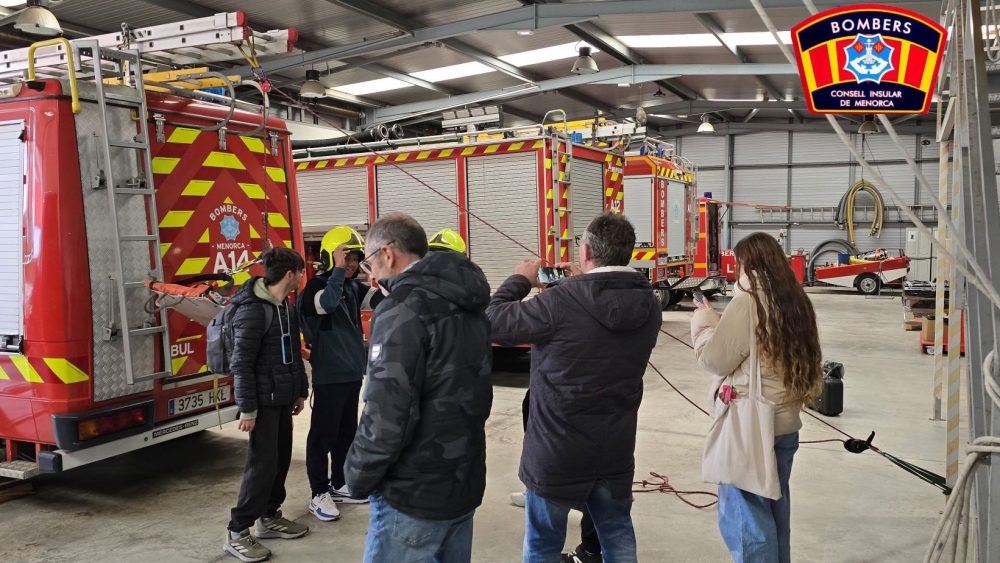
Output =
[{"x1": 487, "y1": 213, "x2": 662, "y2": 562}]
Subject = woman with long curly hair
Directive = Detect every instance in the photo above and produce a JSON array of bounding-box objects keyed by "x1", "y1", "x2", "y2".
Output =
[{"x1": 690, "y1": 232, "x2": 824, "y2": 563}]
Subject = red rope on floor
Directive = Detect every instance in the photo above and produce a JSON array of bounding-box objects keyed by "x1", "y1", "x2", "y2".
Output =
[{"x1": 633, "y1": 472, "x2": 718, "y2": 509}]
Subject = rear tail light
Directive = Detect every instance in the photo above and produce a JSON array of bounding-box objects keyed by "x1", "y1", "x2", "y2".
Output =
[{"x1": 77, "y1": 407, "x2": 147, "y2": 441}]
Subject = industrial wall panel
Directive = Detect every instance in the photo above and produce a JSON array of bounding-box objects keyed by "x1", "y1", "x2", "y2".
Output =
[
  {"x1": 916, "y1": 161, "x2": 943, "y2": 205},
  {"x1": 734, "y1": 132, "x2": 788, "y2": 166},
  {"x1": 296, "y1": 167, "x2": 369, "y2": 237},
  {"x1": 570, "y1": 158, "x2": 605, "y2": 262},
  {"x1": 376, "y1": 160, "x2": 459, "y2": 235},
  {"x1": 787, "y1": 226, "x2": 846, "y2": 255},
  {"x1": 732, "y1": 225, "x2": 784, "y2": 247},
  {"x1": 731, "y1": 168, "x2": 788, "y2": 221},
  {"x1": 791, "y1": 132, "x2": 853, "y2": 163},
  {"x1": 864, "y1": 164, "x2": 917, "y2": 206},
  {"x1": 623, "y1": 176, "x2": 653, "y2": 247},
  {"x1": 790, "y1": 166, "x2": 851, "y2": 207},
  {"x1": 467, "y1": 152, "x2": 540, "y2": 292},
  {"x1": 694, "y1": 169, "x2": 725, "y2": 199},
  {"x1": 0, "y1": 121, "x2": 23, "y2": 337},
  {"x1": 677, "y1": 135, "x2": 727, "y2": 167},
  {"x1": 856, "y1": 133, "x2": 918, "y2": 161}
]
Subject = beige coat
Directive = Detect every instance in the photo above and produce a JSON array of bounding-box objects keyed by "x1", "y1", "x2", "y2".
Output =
[{"x1": 689, "y1": 280, "x2": 803, "y2": 436}]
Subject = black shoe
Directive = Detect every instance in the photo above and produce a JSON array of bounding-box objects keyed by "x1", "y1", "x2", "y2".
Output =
[{"x1": 561, "y1": 545, "x2": 602, "y2": 563}]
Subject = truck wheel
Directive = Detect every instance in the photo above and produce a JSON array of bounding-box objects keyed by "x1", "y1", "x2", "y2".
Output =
[
  {"x1": 856, "y1": 274, "x2": 881, "y2": 295},
  {"x1": 655, "y1": 287, "x2": 671, "y2": 311}
]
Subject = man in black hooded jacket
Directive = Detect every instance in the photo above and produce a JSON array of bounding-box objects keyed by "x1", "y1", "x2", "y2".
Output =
[
  {"x1": 344, "y1": 213, "x2": 493, "y2": 563},
  {"x1": 487, "y1": 213, "x2": 662, "y2": 563}
]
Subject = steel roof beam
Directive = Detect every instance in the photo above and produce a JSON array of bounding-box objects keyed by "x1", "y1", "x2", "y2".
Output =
[
  {"x1": 437, "y1": 39, "x2": 616, "y2": 113},
  {"x1": 331, "y1": 0, "x2": 617, "y2": 115},
  {"x1": 661, "y1": 120, "x2": 936, "y2": 136},
  {"x1": 372, "y1": 63, "x2": 795, "y2": 122},
  {"x1": 239, "y1": 0, "x2": 890, "y2": 77},
  {"x1": 693, "y1": 12, "x2": 803, "y2": 123}
]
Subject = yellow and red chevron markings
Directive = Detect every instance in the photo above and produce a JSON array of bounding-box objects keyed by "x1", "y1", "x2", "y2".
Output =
[
  {"x1": 0, "y1": 356, "x2": 89, "y2": 384},
  {"x1": 295, "y1": 139, "x2": 548, "y2": 170},
  {"x1": 632, "y1": 249, "x2": 657, "y2": 261}
]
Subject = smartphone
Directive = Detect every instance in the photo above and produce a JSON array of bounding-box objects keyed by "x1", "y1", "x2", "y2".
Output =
[{"x1": 538, "y1": 267, "x2": 567, "y2": 285}]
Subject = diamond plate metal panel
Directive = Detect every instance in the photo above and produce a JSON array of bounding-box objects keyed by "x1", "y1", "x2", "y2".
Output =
[{"x1": 76, "y1": 99, "x2": 155, "y2": 402}]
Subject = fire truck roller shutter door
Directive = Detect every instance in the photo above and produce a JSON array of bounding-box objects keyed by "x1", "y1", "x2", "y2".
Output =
[
  {"x1": 296, "y1": 167, "x2": 369, "y2": 239},
  {"x1": 467, "y1": 152, "x2": 540, "y2": 293},
  {"x1": 623, "y1": 176, "x2": 654, "y2": 249},
  {"x1": 0, "y1": 121, "x2": 24, "y2": 340},
  {"x1": 376, "y1": 160, "x2": 458, "y2": 238},
  {"x1": 667, "y1": 181, "x2": 688, "y2": 259},
  {"x1": 569, "y1": 158, "x2": 605, "y2": 264}
]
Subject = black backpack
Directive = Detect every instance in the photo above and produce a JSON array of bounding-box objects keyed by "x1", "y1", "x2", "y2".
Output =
[{"x1": 206, "y1": 301, "x2": 274, "y2": 375}]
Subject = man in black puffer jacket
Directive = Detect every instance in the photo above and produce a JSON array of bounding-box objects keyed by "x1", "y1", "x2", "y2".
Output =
[
  {"x1": 344, "y1": 213, "x2": 493, "y2": 563},
  {"x1": 487, "y1": 213, "x2": 662, "y2": 563},
  {"x1": 224, "y1": 248, "x2": 310, "y2": 563}
]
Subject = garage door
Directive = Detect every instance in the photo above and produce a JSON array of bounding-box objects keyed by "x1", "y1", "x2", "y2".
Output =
[
  {"x1": 376, "y1": 160, "x2": 459, "y2": 236},
  {"x1": 467, "y1": 152, "x2": 539, "y2": 292},
  {"x1": 295, "y1": 166, "x2": 369, "y2": 238},
  {"x1": 0, "y1": 121, "x2": 23, "y2": 338},
  {"x1": 570, "y1": 157, "x2": 605, "y2": 261}
]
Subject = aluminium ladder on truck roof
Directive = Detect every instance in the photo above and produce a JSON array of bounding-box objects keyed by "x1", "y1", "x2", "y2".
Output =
[
  {"x1": 0, "y1": 13, "x2": 296, "y2": 386},
  {"x1": 0, "y1": 12, "x2": 297, "y2": 85}
]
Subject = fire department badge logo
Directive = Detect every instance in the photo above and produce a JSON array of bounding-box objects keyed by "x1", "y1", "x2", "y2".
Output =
[
  {"x1": 220, "y1": 215, "x2": 241, "y2": 241},
  {"x1": 791, "y1": 4, "x2": 946, "y2": 114},
  {"x1": 843, "y1": 34, "x2": 893, "y2": 83}
]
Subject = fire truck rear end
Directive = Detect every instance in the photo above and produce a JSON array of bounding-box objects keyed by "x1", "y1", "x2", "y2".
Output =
[{"x1": 0, "y1": 14, "x2": 301, "y2": 480}]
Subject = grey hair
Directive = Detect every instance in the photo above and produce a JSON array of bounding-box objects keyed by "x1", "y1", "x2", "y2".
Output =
[
  {"x1": 367, "y1": 212, "x2": 428, "y2": 258},
  {"x1": 584, "y1": 213, "x2": 636, "y2": 267}
]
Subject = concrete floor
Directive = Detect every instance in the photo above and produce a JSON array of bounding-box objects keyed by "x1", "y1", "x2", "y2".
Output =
[{"x1": 0, "y1": 290, "x2": 959, "y2": 562}]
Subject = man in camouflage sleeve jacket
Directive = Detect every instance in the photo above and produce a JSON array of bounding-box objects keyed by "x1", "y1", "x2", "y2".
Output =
[{"x1": 344, "y1": 213, "x2": 493, "y2": 563}]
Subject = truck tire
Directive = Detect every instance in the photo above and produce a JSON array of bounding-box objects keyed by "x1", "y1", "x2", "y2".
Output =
[
  {"x1": 655, "y1": 287, "x2": 671, "y2": 311},
  {"x1": 856, "y1": 274, "x2": 881, "y2": 295}
]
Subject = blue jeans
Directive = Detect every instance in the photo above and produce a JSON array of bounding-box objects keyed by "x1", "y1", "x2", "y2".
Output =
[
  {"x1": 363, "y1": 495, "x2": 475, "y2": 563},
  {"x1": 717, "y1": 432, "x2": 799, "y2": 563},
  {"x1": 524, "y1": 480, "x2": 637, "y2": 563}
]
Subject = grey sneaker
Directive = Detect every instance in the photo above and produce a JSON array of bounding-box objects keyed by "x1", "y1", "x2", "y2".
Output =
[
  {"x1": 254, "y1": 511, "x2": 309, "y2": 539},
  {"x1": 223, "y1": 529, "x2": 270, "y2": 562}
]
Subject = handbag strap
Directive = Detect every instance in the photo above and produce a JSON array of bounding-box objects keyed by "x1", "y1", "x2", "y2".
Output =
[{"x1": 747, "y1": 300, "x2": 764, "y2": 400}]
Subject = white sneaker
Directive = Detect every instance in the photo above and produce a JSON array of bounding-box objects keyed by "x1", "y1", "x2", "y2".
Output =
[
  {"x1": 510, "y1": 491, "x2": 526, "y2": 507},
  {"x1": 308, "y1": 492, "x2": 341, "y2": 521},
  {"x1": 330, "y1": 484, "x2": 369, "y2": 504}
]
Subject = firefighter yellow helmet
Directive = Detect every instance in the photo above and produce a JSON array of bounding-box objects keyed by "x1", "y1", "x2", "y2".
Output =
[
  {"x1": 320, "y1": 225, "x2": 365, "y2": 271},
  {"x1": 428, "y1": 228, "x2": 466, "y2": 254}
]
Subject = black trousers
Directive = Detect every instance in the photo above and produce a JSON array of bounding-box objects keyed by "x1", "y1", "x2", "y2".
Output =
[
  {"x1": 522, "y1": 390, "x2": 602, "y2": 555},
  {"x1": 229, "y1": 404, "x2": 294, "y2": 532},
  {"x1": 306, "y1": 381, "x2": 362, "y2": 496}
]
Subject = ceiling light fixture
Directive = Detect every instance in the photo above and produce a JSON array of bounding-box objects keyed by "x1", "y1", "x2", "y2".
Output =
[
  {"x1": 516, "y1": 29, "x2": 534, "y2": 36},
  {"x1": 697, "y1": 114, "x2": 716, "y2": 134},
  {"x1": 571, "y1": 46, "x2": 599, "y2": 75},
  {"x1": 858, "y1": 114, "x2": 880, "y2": 135},
  {"x1": 652, "y1": 88, "x2": 665, "y2": 98},
  {"x1": 10, "y1": 0, "x2": 62, "y2": 37},
  {"x1": 299, "y1": 69, "x2": 326, "y2": 99}
]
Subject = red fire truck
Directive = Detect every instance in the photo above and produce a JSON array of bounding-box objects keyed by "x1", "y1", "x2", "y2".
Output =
[
  {"x1": 0, "y1": 15, "x2": 300, "y2": 479},
  {"x1": 293, "y1": 122, "x2": 624, "y2": 293},
  {"x1": 622, "y1": 141, "x2": 726, "y2": 308}
]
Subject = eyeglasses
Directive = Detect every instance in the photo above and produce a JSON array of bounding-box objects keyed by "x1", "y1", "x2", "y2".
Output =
[
  {"x1": 359, "y1": 240, "x2": 396, "y2": 276},
  {"x1": 574, "y1": 234, "x2": 585, "y2": 247}
]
